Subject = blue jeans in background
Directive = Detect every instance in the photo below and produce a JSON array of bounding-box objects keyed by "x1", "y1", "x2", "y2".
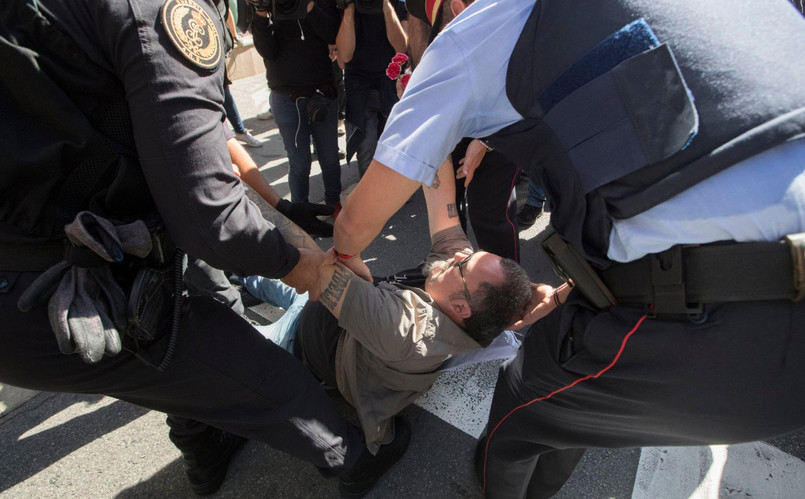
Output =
[
  {"x1": 525, "y1": 179, "x2": 546, "y2": 209},
  {"x1": 346, "y1": 88, "x2": 383, "y2": 178},
  {"x1": 223, "y1": 85, "x2": 247, "y2": 134},
  {"x1": 270, "y1": 92, "x2": 342, "y2": 206},
  {"x1": 236, "y1": 276, "x2": 309, "y2": 353}
]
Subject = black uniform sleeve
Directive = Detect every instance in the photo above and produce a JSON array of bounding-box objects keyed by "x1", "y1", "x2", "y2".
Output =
[{"x1": 87, "y1": 0, "x2": 299, "y2": 278}]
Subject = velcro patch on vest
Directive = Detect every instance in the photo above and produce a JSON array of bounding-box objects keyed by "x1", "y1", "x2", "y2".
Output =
[
  {"x1": 538, "y1": 19, "x2": 658, "y2": 113},
  {"x1": 161, "y1": 0, "x2": 222, "y2": 70}
]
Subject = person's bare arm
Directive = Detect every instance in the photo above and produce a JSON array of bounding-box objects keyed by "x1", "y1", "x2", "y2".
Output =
[
  {"x1": 317, "y1": 259, "x2": 358, "y2": 319},
  {"x1": 333, "y1": 159, "x2": 420, "y2": 256},
  {"x1": 508, "y1": 282, "x2": 574, "y2": 330},
  {"x1": 224, "y1": 142, "x2": 322, "y2": 256},
  {"x1": 382, "y1": 0, "x2": 408, "y2": 54},
  {"x1": 225, "y1": 138, "x2": 329, "y2": 297},
  {"x1": 251, "y1": 192, "x2": 332, "y2": 300},
  {"x1": 456, "y1": 139, "x2": 489, "y2": 187},
  {"x1": 423, "y1": 158, "x2": 460, "y2": 237},
  {"x1": 225, "y1": 9, "x2": 237, "y2": 39},
  {"x1": 228, "y1": 138, "x2": 282, "y2": 207},
  {"x1": 335, "y1": 4, "x2": 357, "y2": 63}
]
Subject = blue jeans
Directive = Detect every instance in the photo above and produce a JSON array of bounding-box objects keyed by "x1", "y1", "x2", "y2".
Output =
[
  {"x1": 526, "y1": 179, "x2": 546, "y2": 208},
  {"x1": 223, "y1": 85, "x2": 246, "y2": 134},
  {"x1": 236, "y1": 276, "x2": 309, "y2": 353},
  {"x1": 270, "y1": 92, "x2": 342, "y2": 206},
  {"x1": 346, "y1": 88, "x2": 382, "y2": 178}
]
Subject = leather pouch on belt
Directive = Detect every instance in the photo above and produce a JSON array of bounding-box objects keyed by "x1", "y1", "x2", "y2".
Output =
[{"x1": 126, "y1": 264, "x2": 174, "y2": 344}]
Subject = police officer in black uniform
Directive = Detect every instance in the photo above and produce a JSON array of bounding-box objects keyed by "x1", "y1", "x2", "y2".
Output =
[{"x1": 0, "y1": 0, "x2": 406, "y2": 496}]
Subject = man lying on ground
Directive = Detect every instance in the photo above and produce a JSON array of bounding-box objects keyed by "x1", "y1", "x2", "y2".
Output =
[{"x1": 237, "y1": 159, "x2": 544, "y2": 452}]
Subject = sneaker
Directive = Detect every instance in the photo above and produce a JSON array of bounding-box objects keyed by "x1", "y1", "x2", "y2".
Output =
[
  {"x1": 517, "y1": 204, "x2": 544, "y2": 228},
  {"x1": 236, "y1": 131, "x2": 262, "y2": 148},
  {"x1": 339, "y1": 416, "x2": 411, "y2": 498},
  {"x1": 257, "y1": 109, "x2": 273, "y2": 120},
  {"x1": 338, "y1": 120, "x2": 346, "y2": 137},
  {"x1": 170, "y1": 426, "x2": 247, "y2": 496}
]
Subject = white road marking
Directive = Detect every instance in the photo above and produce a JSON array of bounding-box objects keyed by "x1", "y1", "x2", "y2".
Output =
[
  {"x1": 415, "y1": 357, "x2": 805, "y2": 499},
  {"x1": 633, "y1": 443, "x2": 805, "y2": 499},
  {"x1": 415, "y1": 358, "x2": 503, "y2": 439}
]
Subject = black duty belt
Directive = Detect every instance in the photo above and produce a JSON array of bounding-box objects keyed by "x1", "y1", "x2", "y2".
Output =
[
  {"x1": 0, "y1": 240, "x2": 106, "y2": 271},
  {"x1": 543, "y1": 231, "x2": 805, "y2": 316},
  {"x1": 0, "y1": 231, "x2": 175, "y2": 272}
]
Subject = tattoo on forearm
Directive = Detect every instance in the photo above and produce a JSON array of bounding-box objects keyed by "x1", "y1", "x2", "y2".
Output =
[
  {"x1": 320, "y1": 263, "x2": 353, "y2": 310},
  {"x1": 431, "y1": 172, "x2": 441, "y2": 189},
  {"x1": 447, "y1": 203, "x2": 458, "y2": 219},
  {"x1": 263, "y1": 204, "x2": 319, "y2": 251}
]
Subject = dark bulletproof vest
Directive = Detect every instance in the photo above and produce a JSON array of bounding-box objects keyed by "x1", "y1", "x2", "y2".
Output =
[
  {"x1": 0, "y1": 1, "x2": 158, "y2": 243},
  {"x1": 490, "y1": 0, "x2": 805, "y2": 267}
]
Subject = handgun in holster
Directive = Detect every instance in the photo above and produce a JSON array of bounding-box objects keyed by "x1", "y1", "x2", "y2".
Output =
[{"x1": 542, "y1": 230, "x2": 618, "y2": 310}]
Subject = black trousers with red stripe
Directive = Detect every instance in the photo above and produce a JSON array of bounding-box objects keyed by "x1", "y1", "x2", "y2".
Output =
[
  {"x1": 451, "y1": 138, "x2": 521, "y2": 262},
  {"x1": 480, "y1": 293, "x2": 805, "y2": 498}
]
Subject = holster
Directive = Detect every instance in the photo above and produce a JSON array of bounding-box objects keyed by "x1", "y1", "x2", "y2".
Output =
[
  {"x1": 543, "y1": 229, "x2": 805, "y2": 316},
  {"x1": 126, "y1": 262, "x2": 175, "y2": 345},
  {"x1": 542, "y1": 230, "x2": 617, "y2": 310}
]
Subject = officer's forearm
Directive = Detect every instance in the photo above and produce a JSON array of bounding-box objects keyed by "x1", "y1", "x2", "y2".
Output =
[
  {"x1": 423, "y1": 158, "x2": 459, "y2": 238},
  {"x1": 333, "y1": 159, "x2": 419, "y2": 255}
]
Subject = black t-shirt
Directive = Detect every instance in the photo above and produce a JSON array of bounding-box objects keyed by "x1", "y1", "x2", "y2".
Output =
[
  {"x1": 296, "y1": 300, "x2": 341, "y2": 388},
  {"x1": 345, "y1": 0, "x2": 407, "y2": 76}
]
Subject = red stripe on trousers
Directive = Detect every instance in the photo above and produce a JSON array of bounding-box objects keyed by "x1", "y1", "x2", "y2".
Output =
[{"x1": 481, "y1": 314, "x2": 648, "y2": 494}]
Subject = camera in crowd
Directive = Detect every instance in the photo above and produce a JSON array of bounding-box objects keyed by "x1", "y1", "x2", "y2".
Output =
[
  {"x1": 336, "y1": 0, "x2": 384, "y2": 15},
  {"x1": 246, "y1": 0, "x2": 308, "y2": 20}
]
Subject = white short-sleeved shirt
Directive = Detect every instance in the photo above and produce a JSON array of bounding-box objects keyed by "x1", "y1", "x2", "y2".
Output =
[{"x1": 375, "y1": 0, "x2": 805, "y2": 262}]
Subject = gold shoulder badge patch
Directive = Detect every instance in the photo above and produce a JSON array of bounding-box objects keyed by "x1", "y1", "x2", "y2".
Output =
[{"x1": 161, "y1": 0, "x2": 221, "y2": 69}]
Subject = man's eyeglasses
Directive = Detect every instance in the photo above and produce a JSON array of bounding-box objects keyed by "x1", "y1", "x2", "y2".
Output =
[{"x1": 453, "y1": 252, "x2": 474, "y2": 304}]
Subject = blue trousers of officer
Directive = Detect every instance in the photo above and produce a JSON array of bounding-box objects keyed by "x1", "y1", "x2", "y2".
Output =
[
  {"x1": 0, "y1": 271, "x2": 364, "y2": 476},
  {"x1": 479, "y1": 294, "x2": 805, "y2": 498}
]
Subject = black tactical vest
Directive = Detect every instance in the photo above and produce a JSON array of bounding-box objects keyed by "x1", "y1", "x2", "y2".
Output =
[
  {"x1": 0, "y1": 1, "x2": 158, "y2": 243},
  {"x1": 489, "y1": 0, "x2": 805, "y2": 267}
]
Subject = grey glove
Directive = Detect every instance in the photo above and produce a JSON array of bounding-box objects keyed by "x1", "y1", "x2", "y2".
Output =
[
  {"x1": 21, "y1": 211, "x2": 152, "y2": 364},
  {"x1": 48, "y1": 267, "x2": 123, "y2": 363}
]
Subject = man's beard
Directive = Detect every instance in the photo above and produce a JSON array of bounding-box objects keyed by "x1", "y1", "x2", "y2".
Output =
[{"x1": 423, "y1": 259, "x2": 451, "y2": 284}]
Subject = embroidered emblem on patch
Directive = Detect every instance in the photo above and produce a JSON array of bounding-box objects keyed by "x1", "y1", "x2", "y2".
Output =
[{"x1": 161, "y1": 0, "x2": 221, "y2": 69}]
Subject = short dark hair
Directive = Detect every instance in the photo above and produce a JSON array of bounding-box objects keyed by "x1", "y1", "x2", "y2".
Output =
[{"x1": 463, "y1": 258, "x2": 531, "y2": 346}]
